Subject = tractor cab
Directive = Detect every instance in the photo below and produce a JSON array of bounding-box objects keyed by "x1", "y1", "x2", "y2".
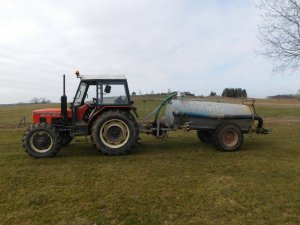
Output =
[
  {"x1": 71, "y1": 75, "x2": 132, "y2": 124},
  {"x1": 32, "y1": 74, "x2": 133, "y2": 126}
]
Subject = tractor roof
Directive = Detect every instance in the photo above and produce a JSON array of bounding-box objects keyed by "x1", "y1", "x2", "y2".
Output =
[{"x1": 80, "y1": 75, "x2": 126, "y2": 81}]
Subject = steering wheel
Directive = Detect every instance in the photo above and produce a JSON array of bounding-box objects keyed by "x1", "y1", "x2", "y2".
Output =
[{"x1": 85, "y1": 98, "x2": 97, "y2": 109}]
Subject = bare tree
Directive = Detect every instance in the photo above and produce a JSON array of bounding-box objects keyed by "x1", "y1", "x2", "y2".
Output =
[{"x1": 256, "y1": 0, "x2": 300, "y2": 73}]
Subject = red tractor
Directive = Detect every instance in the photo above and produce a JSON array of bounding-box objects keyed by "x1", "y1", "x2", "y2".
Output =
[{"x1": 22, "y1": 72, "x2": 139, "y2": 158}]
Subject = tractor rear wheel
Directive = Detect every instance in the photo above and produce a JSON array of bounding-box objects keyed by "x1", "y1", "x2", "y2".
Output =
[
  {"x1": 91, "y1": 110, "x2": 138, "y2": 155},
  {"x1": 214, "y1": 123, "x2": 243, "y2": 152},
  {"x1": 22, "y1": 124, "x2": 59, "y2": 158}
]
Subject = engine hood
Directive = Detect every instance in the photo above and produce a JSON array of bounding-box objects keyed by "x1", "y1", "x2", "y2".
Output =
[{"x1": 33, "y1": 108, "x2": 72, "y2": 117}]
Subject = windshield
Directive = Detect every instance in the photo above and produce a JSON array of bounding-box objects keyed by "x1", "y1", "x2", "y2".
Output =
[{"x1": 74, "y1": 83, "x2": 87, "y2": 106}]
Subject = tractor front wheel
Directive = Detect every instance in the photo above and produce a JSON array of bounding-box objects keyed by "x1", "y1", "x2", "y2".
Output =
[
  {"x1": 22, "y1": 124, "x2": 59, "y2": 158},
  {"x1": 91, "y1": 111, "x2": 137, "y2": 155}
]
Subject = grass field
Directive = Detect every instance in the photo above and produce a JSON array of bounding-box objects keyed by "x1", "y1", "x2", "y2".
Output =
[{"x1": 0, "y1": 97, "x2": 300, "y2": 225}]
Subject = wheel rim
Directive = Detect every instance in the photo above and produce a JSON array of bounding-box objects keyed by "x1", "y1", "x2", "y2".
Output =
[
  {"x1": 29, "y1": 131, "x2": 53, "y2": 153},
  {"x1": 100, "y1": 119, "x2": 130, "y2": 149},
  {"x1": 223, "y1": 130, "x2": 239, "y2": 148}
]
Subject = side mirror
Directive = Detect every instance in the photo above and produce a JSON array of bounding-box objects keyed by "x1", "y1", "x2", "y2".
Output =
[{"x1": 104, "y1": 85, "x2": 111, "y2": 93}]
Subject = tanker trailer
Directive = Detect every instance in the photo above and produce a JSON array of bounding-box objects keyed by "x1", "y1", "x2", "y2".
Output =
[{"x1": 148, "y1": 93, "x2": 268, "y2": 152}]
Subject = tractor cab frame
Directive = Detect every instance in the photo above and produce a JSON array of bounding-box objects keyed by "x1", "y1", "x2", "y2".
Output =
[
  {"x1": 71, "y1": 75, "x2": 132, "y2": 124},
  {"x1": 73, "y1": 75, "x2": 131, "y2": 108}
]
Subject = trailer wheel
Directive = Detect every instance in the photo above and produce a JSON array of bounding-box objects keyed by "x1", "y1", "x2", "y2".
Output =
[
  {"x1": 214, "y1": 124, "x2": 243, "y2": 151},
  {"x1": 197, "y1": 130, "x2": 214, "y2": 143},
  {"x1": 22, "y1": 124, "x2": 59, "y2": 158},
  {"x1": 91, "y1": 110, "x2": 138, "y2": 155}
]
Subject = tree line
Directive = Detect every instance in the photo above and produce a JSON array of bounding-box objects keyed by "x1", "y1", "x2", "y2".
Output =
[
  {"x1": 210, "y1": 88, "x2": 248, "y2": 98},
  {"x1": 30, "y1": 97, "x2": 51, "y2": 104},
  {"x1": 221, "y1": 88, "x2": 247, "y2": 98},
  {"x1": 133, "y1": 88, "x2": 248, "y2": 98}
]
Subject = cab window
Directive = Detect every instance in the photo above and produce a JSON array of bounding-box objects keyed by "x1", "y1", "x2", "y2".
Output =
[
  {"x1": 74, "y1": 83, "x2": 87, "y2": 106},
  {"x1": 85, "y1": 84, "x2": 97, "y2": 104},
  {"x1": 100, "y1": 84, "x2": 128, "y2": 104}
]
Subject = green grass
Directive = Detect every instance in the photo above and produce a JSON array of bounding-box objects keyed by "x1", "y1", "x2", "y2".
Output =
[
  {"x1": 0, "y1": 98, "x2": 300, "y2": 225},
  {"x1": 256, "y1": 106, "x2": 300, "y2": 117}
]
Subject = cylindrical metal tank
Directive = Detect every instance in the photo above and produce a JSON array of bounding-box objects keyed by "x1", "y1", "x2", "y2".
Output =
[{"x1": 165, "y1": 99, "x2": 254, "y2": 130}]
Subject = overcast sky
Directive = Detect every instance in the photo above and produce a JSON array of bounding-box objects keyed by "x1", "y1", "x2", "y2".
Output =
[{"x1": 0, "y1": 0, "x2": 299, "y2": 104}]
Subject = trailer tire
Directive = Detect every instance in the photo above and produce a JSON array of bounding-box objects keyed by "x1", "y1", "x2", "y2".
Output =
[
  {"x1": 214, "y1": 123, "x2": 243, "y2": 151},
  {"x1": 22, "y1": 124, "x2": 59, "y2": 158},
  {"x1": 91, "y1": 110, "x2": 138, "y2": 155},
  {"x1": 197, "y1": 130, "x2": 214, "y2": 143}
]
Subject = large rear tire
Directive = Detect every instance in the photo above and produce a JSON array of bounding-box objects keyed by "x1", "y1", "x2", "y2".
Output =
[
  {"x1": 91, "y1": 110, "x2": 138, "y2": 155},
  {"x1": 22, "y1": 124, "x2": 59, "y2": 158},
  {"x1": 214, "y1": 123, "x2": 243, "y2": 152}
]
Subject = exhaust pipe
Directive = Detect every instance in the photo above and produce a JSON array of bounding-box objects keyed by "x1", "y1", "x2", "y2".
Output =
[{"x1": 61, "y1": 74, "x2": 68, "y2": 123}]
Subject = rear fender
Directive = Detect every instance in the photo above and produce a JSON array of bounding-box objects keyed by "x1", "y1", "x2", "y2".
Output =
[{"x1": 87, "y1": 106, "x2": 133, "y2": 133}]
